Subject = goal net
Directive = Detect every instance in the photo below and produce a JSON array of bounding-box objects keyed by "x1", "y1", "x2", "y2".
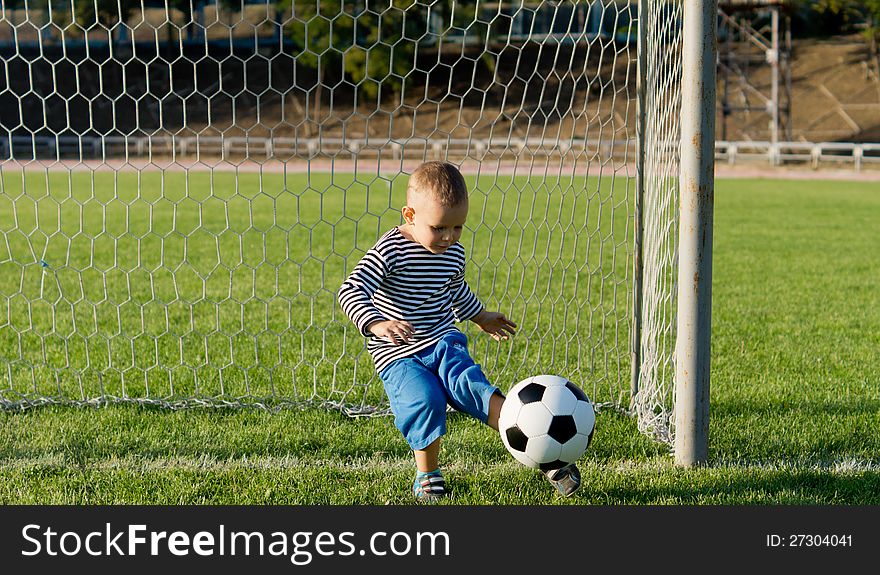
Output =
[{"x1": 0, "y1": 1, "x2": 682, "y2": 446}]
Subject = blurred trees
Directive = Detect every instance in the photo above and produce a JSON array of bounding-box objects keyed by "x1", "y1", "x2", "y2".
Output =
[
  {"x1": 276, "y1": 0, "x2": 430, "y2": 106},
  {"x1": 793, "y1": 2, "x2": 880, "y2": 37},
  {"x1": 8, "y1": 2, "x2": 880, "y2": 90},
  {"x1": 796, "y1": 0, "x2": 880, "y2": 71},
  {"x1": 4, "y1": 0, "x2": 142, "y2": 32}
]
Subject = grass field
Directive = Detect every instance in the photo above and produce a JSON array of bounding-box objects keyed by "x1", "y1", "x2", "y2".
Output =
[{"x1": 1, "y1": 173, "x2": 879, "y2": 504}]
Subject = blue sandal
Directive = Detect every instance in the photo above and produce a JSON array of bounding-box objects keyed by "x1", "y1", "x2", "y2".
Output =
[{"x1": 413, "y1": 470, "x2": 448, "y2": 501}]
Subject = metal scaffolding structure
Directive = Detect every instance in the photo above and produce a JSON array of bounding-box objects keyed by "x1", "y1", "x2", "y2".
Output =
[{"x1": 718, "y1": 0, "x2": 793, "y2": 144}]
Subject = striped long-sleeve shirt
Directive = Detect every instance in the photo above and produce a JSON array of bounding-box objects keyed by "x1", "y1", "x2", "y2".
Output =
[{"x1": 338, "y1": 226, "x2": 484, "y2": 374}]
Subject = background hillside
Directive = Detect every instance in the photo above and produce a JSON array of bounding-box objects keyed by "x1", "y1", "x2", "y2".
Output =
[{"x1": 722, "y1": 34, "x2": 880, "y2": 143}]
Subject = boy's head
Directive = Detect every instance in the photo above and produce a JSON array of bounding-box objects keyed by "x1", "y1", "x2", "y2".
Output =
[{"x1": 401, "y1": 162, "x2": 469, "y2": 254}]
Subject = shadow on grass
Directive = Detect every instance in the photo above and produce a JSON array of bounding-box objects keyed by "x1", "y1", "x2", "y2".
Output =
[
  {"x1": 0, "y1": 403, "x2": 413, "y2": 462},
  {"x1": 713, "y1": 397, "x2": 880, "y2": 418},
  {"x1": 594, "y1": 466, "x2": 880, "y2": 505}
]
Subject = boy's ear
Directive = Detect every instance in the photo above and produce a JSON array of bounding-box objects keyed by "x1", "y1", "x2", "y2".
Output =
[{"x1": 401, "y1": 206, "x2": 415, "y2": 224}]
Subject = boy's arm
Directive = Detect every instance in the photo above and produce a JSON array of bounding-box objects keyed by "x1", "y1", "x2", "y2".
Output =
[
  {"x1": 338, "y1": 250, "x2": 390, "y2": 337},
  {"x1": 449, "y1": 272, "x2": 485, "y2": 323},
  {"x1": 470, "y1": 309, "x2": 517, "y2": 341},
  {"x1": 451, "y1": 269, "x2": 517, "y2": 341}
]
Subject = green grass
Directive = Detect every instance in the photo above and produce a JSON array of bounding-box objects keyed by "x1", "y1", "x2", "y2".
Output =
[{"x1": 1, "y1": 174, "x2": 879, "y2": 504}]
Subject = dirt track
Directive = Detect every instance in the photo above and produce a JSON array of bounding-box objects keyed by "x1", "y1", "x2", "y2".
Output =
[{"x1": 6, "y1": 157, "x2": 879, "y2": 181}]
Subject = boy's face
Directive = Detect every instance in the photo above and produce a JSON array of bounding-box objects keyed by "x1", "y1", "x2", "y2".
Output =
[{"x1": 402, "y1": 195, "x2": 468, "y2": 254}]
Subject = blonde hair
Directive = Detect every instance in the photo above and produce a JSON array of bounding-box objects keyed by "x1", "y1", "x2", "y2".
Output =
[{"x1": 406, "y1": 161, "x2": 468, "y2": 207}]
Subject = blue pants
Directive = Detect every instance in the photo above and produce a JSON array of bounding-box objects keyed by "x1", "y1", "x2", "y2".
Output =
[{"x1": 378, "y1": 331, "x2": 499, "y2": 451}]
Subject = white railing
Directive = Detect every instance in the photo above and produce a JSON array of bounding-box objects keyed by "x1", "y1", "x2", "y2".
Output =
[
  {"x1": 716, "y1": 140, "x2": 880, "y2": 172},
  {"x1": 0, "y1": 135, "x2": 636, "y2": 165},
  {"x1": 3, "y1": 136, "x2": 880, "y2": 171}
]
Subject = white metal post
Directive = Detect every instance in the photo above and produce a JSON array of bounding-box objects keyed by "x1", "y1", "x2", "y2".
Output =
[
  {"x1": 675, "y1": 0, "x2": 717, "y2": 467},
  {"x1": 770, "y1": 7, "x2": 780, "y2": 149},
  {"x1": 632, "y1": 0, "x2": 648, "y2": 403}
]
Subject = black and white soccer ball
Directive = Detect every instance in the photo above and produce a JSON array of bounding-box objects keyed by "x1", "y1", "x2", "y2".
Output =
[{"x1": 498, "y1": 375, "x2": 596, "y2": 472}]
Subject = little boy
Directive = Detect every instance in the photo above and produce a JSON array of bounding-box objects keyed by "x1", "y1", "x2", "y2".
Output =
[{"x1": 337, "y1": 161, "x2": 581, "y2": 500}]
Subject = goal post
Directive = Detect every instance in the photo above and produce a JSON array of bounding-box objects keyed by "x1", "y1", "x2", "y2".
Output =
[
  {"x1": 674, "y1": 0, "x2": 716, "y2": 466},
  {"x1": 0, "y1": 0, "x2": 715, "y2": 461},
  {"x1": 633, "y1": 0, "x2": 716, "y2": 465}
]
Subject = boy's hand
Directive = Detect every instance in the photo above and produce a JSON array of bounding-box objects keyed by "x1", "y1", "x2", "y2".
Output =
[
  {"x1": 368, "y1": 319, "x2": 414, "y2": 345},
  {"x1": 472, "y1": 310, "x2": 517, "y2": 342}
]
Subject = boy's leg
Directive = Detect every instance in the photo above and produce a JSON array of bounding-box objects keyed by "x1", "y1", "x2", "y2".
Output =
[
  {"x1": 412, "y1": 438, "x2": 446, "y2": 501},
  {"x1": 430, "y1": 332, "x2": 499, "y2": 425},
  {"x1": 414, "y1": 437, "x2": 441, "y2": 473},
  {"x1": 429, "y1": 333, "x2": 582, "y2": 497},
  {"x1": 379, "y1": 355, "x2": 450, "y2": 500},
  {"x1": 487, "y1": 390, "x2": 504, "y2": 431},
  {"x1": 380, "y1": 357, "x2": 448, "y2": 453}
]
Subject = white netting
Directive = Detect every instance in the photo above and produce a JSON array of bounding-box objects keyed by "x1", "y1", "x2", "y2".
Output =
[
  {"x1": 0, "y1": 1, "x2": 680, "y2": 445},
  {"x1": 632, "y1": 0, "x2": 682, "y2": 445}
]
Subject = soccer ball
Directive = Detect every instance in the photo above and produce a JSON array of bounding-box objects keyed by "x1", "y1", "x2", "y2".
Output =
[{"x1": 498, "y1": 374, "x2": 596, "y2": 472}]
